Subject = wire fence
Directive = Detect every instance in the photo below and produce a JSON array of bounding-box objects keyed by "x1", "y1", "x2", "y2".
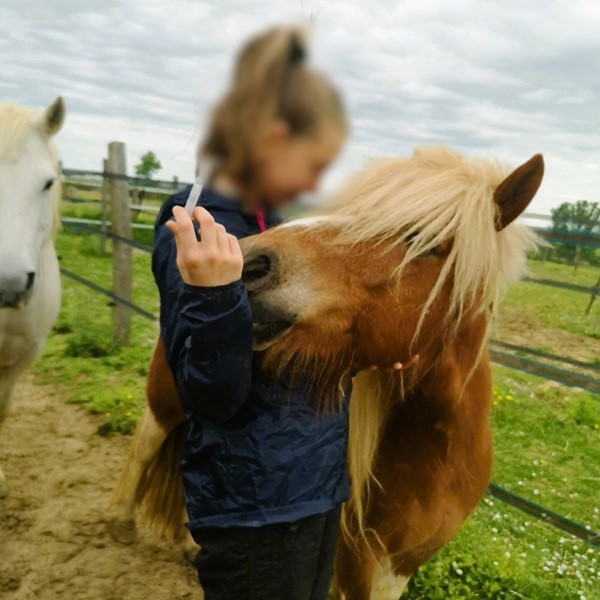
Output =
[{"x1": 58, "y1": 163, "x2": 600, "y2": 549}]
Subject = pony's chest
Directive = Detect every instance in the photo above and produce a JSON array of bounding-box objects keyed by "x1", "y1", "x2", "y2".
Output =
[
  {"x1": 0, "y1": 285, "x2": 59, "y2": 366},
  {"x1": 0, "y1": 319, "x2": 37, "y2": 367}
]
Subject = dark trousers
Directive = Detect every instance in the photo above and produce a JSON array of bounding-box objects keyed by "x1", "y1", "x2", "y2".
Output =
[{"x1": 192, "y1": 505, "x2": 342, "y2": 600}]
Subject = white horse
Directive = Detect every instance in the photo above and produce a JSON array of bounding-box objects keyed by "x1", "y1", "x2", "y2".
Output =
[{"x1": 0, "y1": 97, "x2": 65, "y2": 498}]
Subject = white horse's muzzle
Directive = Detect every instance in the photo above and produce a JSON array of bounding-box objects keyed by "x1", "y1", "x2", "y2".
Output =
[{"x1": 0, "y1": 270, "x2": 36, "y2": 308}]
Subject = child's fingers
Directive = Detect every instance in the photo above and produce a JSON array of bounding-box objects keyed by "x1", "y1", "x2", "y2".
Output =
[
  {"x1": 166, "y1": 218, "x2": 189, "y2": 279},
  {"x1": 172, "y1": 205, "x2": 191, "y2": 225},
  {"x1": 192, "y1": 207, "x2": 217, "y2": 248},
  {"x1": 215, "y1": 224, "x2": 230, "y2": 254},
  {"x1": 369, "y1": 362, "x2": 404, "y2": 372},
  {"x1": 165, "y1": 219, "x2": 177, "y2": 237},
  {"x1": 228, "y1": 234, "x2": 243, "y2": 262},
  {"x1": 172, "y1": 206, "x2": 198, "y2": 257},
  {"x1": 165, "y1": 219, "x2": 183, "y2": 255}
]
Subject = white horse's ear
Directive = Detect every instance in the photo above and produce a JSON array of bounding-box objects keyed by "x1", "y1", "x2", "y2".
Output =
[
  {"x1": 40, "y1": 97, "x2": 66, "y2": 137},
  {"x1": 493, "y1": 154, "x2": 544, "y2": 231}
]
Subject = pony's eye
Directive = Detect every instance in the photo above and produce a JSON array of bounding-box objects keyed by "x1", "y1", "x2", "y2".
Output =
[
  {"x1": 404, "y1": 231, "x2": 419, "y2": 246},
  {"x1": 404, "y1": 231, "x2": 439, "y2": 257},
  {"x1": 43, "y1": 178, "x2": 55, "y2": 192}
]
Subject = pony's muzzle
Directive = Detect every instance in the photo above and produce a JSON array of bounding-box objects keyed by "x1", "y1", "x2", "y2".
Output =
[
  {"x1": 0, "y1": 271, "x2": 35, "y2": 308},
  {"x1": 241, "y1": 247, "x2": 297, "y2": 349}
]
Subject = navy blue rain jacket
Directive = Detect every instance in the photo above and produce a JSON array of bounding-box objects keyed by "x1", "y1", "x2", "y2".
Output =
[{"x1": 152, "y1": 187, "x2": 350, "y2": 530}]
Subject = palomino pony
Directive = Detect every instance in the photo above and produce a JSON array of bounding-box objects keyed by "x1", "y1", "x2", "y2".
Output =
[
  {"x1": 0, "y1": 98, "x2": 65, "y2": 498},
  {"x1": 111, "y1": 147, "x2": 543, "y2": 598}
]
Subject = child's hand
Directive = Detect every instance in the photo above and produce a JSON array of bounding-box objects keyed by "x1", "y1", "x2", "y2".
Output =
[
  {"x1": 166, "y1": 206, "x2": 243, "y2": 287},
  {"x1": 369, "y1": 355, "x2": 420, "y2": 372}
]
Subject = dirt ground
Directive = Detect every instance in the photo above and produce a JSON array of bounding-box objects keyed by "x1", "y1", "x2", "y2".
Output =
[
  {"x1": 497, "y1": 312, "x2": 599, "y2": 364},
  {"x1": 0, "y1": 375, "x2": 201, "y2": 600}
]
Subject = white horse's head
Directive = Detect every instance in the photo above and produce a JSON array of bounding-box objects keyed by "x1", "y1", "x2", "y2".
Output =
[{"x1": 0, "y1": 97, "x2": 65, "y2": 308}]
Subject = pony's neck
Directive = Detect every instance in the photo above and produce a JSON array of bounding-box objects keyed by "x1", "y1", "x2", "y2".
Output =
[{"x1": 410, "y1": 313, "x2": 491, "y2": 421}]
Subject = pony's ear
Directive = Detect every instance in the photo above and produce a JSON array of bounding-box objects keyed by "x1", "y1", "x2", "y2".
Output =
[
  {"x1": 39, "y1": 97, "x2": 66, "y2": 137},
  {"x1": 493, "y1": 154, "x2": 544, "y2": 231}
]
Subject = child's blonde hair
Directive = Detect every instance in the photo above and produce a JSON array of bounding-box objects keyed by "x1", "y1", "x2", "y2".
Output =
[{"x1": 199, "y1": 26, "x2": 347, "y2": 196}]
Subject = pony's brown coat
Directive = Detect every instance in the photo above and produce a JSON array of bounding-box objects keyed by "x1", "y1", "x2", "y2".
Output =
[{"x1": 112, "y1": 147, "x2": 543, "y2": 598}]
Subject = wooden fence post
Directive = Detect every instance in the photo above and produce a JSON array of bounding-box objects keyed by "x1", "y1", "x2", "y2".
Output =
[
  {"x1": 172, "y1": 176, "x2": 179, "y2": 190},
  {"x1": 100, "y1": 158, "x2": 109, "y2": 256},
  {"x1": 585, "y1": 274, "x2": 600, "y2": 316},
  {"x1": 108, "y1": 142, "x2": 132, "y2": 345},
  {"x1": 574, "y1": 245, "x2": 581, "y2": 273}
]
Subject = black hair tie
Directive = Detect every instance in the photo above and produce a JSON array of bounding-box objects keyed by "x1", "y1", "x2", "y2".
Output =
[
  {"x1": 279, "y1": 36, "x2": 306, "y2": 127},
  {"x1": 289, "y1": 37, "x2": 306, "y2": 65}
]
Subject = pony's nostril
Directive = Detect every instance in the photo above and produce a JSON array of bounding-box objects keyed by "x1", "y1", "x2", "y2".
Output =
[
  {"x1": 26, "y1": 272, "x2": 36, "y2": 290},
  {"x1": 243, "y1": 253, "x2": 274, "y2": 287}
]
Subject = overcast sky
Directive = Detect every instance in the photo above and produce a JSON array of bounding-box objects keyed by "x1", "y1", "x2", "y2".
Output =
[{"x1": 1, "y1": 0, "x2": 599, "y2": 213}]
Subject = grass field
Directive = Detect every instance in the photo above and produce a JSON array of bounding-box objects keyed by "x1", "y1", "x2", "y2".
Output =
[{"x1": 34, "y1": 229, "x2": 599, "y2": 599}]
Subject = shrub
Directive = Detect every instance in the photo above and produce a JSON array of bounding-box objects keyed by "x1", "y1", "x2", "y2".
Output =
[
  {"x1": 64, "y1": 326, "x2": 117, "y2": 358},
  {"x1": 567, "y1": 396, "x2": 600, "y2": 430}
]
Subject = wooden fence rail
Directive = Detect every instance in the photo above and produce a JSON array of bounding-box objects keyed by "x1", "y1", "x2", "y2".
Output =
[{"x1": 61, "y1": 142, "x2": 600, "y2": 343}]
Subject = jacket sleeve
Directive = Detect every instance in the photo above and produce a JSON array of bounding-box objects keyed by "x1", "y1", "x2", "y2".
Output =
[
  {"x1": 152, "y1": 224, "x2": 253, "y2": 423},
  {"x1": 176, "y1": 281, "x2": 254, "y2": 422}
]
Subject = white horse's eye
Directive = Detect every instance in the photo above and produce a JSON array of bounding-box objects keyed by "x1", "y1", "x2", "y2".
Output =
[{"x1": 43, "y1": 178, "x2": 55, "y2": 192}]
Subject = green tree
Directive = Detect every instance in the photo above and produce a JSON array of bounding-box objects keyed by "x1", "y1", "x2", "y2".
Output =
[
  {"x1": 133, "y1": 151, "x2": 162, "y2": 209},
  {"x1": 135, "y1": 151, "x2": 162, "y2": 179},
  {"x1": 550, "y1": 200, "x2": 600, "y2": 266}
]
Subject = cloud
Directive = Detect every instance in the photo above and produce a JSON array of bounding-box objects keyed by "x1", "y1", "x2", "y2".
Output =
[{"x1": 1, "y1": 0, "x2": 598, "y2": 211}]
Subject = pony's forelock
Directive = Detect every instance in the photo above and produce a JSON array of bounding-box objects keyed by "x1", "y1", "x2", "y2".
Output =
[
  {"x1": 0, "y1": 104, "x2": 38, "y2": 160},
  {"x1": 333, "y1": 146, "x2": 539, "y2": 330}
]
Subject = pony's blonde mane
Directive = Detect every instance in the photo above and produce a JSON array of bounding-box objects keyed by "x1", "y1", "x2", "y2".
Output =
[
  {"x1": 334, "y1": 147, "x2": 538, "y2": 326},
  {"x1": 331, "y1": 147, "x2": 539, "y2": 544},
  {"x1": 0, "y1": 103, "x2": 62, "y2": 232}
]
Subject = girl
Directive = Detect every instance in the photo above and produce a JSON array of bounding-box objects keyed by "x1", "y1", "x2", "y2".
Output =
[{"x1": 152, "y1": 27, "x2": 348, "y2": 599}]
